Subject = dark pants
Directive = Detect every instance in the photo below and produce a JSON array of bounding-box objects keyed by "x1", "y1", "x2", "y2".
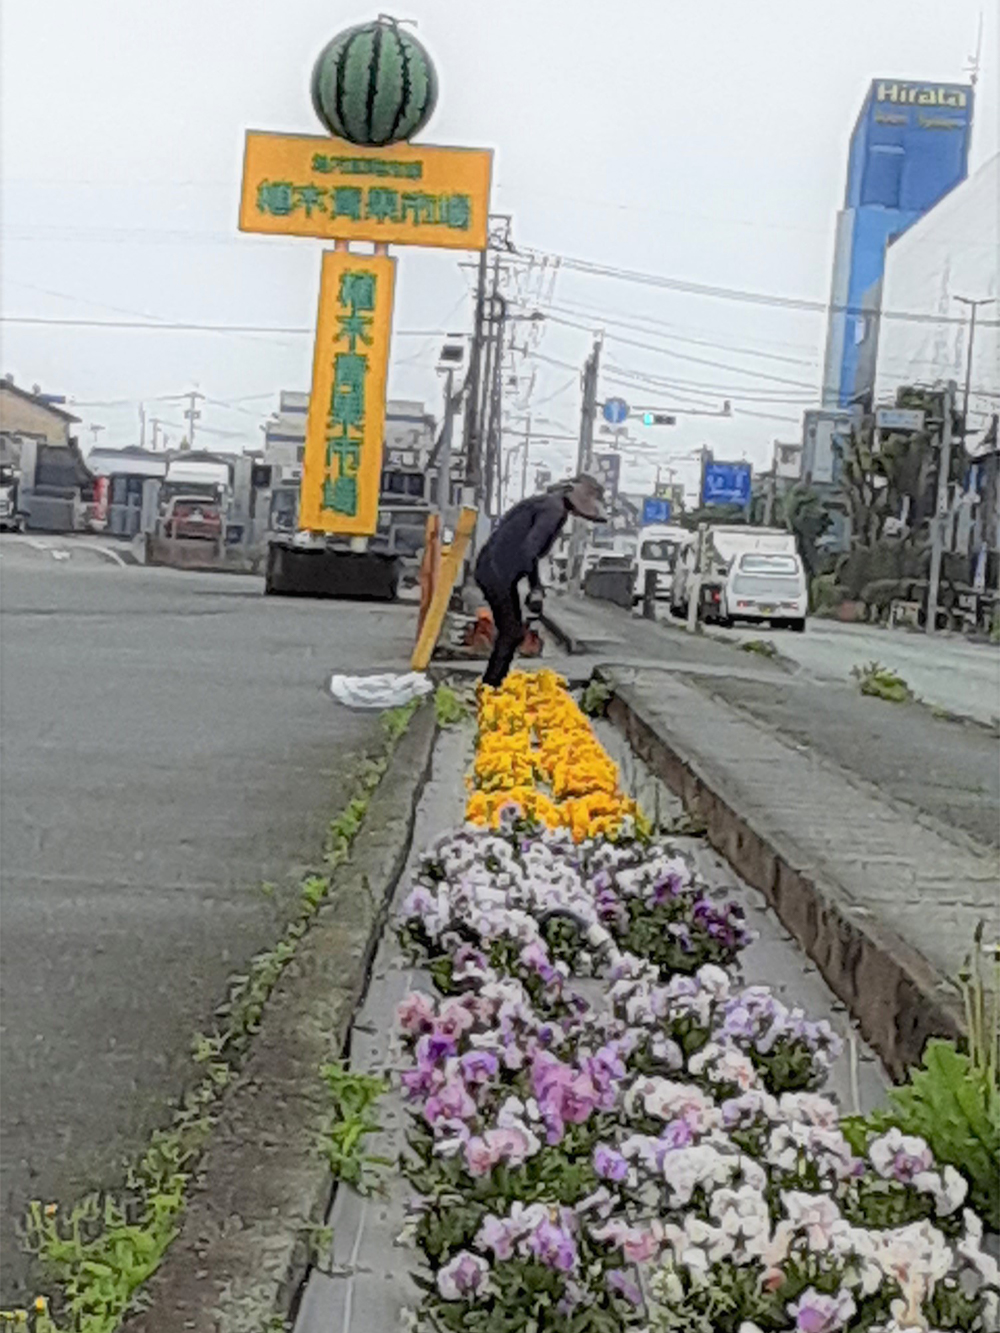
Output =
[{"x1": 478, "y1": 578, "x2": 523, "y2": 687}]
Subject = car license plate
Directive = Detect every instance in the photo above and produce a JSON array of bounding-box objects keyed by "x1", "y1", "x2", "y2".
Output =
[{"x1": 759, "y1": 605, "x2": 776, "y2": 615}]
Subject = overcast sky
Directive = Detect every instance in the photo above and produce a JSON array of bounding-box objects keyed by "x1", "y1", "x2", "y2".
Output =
[{"x1": 2, "y1": 0, "x2": 996, "y2": 497}]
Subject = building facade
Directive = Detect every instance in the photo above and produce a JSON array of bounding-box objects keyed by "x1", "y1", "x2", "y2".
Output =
[
  {"x1": 875, "y1": 152, "x2": 998, "y2": 430},
  {"x1": 0, "y1": 378, "x2": 80, "y2": 464},
  {"x1": 821, "y1": 79, "x2": 973, "y2": 410},
  {"x1": 262, "y1": 390, "x2": 309, "y2": 482}
]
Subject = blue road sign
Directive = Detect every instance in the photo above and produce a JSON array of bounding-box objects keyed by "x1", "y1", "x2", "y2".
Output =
[
  {"x1": 602, "y1": 397, "x2": 629, "y2": 426},
  {"x1": 702, "y1": 461, "x2": 752, "y2": 508},
  {"x1": 642, "y1": 497, "x2": 672, "y2": 525}
]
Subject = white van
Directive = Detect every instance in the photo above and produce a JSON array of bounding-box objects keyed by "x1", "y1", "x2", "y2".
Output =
[
  {"x1": 725, "y1": 549, "x2": 808, "y2": 630},
  {"x1": 632, "y1": 524, "x2": 691, "y2": 605},
  {"x1": 672, "y1": 526, "x2": 808, "y2": 631}
]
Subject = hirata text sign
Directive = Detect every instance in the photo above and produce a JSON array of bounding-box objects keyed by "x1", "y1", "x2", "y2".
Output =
[
  {"x1": 239, "y1": 131, "x2": 492, "y2": 251},
  {"x1": 300, "y1": 250, "x2": 395, "y2": 536}
]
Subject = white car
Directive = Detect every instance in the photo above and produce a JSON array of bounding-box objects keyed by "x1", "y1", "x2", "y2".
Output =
[{"x1": 723, "y1": 551, "x2": 808, "y2": 631}]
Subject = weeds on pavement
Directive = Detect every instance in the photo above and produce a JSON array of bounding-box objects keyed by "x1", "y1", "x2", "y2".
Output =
[
  {"x1": 851, "y1": 659, "x2": 913, "y2": 703},
  {"x1": 580, "y1": 678, "x2": 611, "y2": 717},
  {"x1": 434, "y1": 682, "x2": 470, "y2": 727},
  {"x1": 740, "y1": 638, "x2": 777, "y2": 658},
  {"x1": 317, "y1": 1062, "x2": 390, "y2": 1194}
]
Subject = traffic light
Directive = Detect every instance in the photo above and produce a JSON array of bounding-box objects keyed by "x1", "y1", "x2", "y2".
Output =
[{"x1": 642, "y1": 412, "x2": 676, "y2": 426}]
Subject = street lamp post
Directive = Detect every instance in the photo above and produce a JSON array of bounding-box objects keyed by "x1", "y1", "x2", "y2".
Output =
[{"x1": 954, "y1": 295, "x2": 996, "y2": 427}]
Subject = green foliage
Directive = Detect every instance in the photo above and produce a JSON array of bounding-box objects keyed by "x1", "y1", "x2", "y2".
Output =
[
  {"x1": 810, "y1": 571, "x2": 841, "y2": 614},
  {"x1": 851, "y1": 660, "x2": 913, "y2": 703},
  {"x1": 382, "y1": 697, "x2": 419, "y2": 744},
  {"x1": 781, "y1": 484, "x2": 833, "y2": 582},
  {"x1": 580, "y1": 679, "x2": 612, "y2": 718},
  {"x1": 838, "y1": 388, "x2": 950, "y2": 549},
  {"x1": 434, "y1": 683, "x2": 469, "y2": 728},
  {"x1": 19, "y1": 698, "x2": 421, "y2": 1332},
  {"x1": 843, "y1": 931, "x2": 1000, "y2": 1230},
  {"x1": 317, "y1": 1062, "x2": 390, "y2": 1193},
  {"x1": 21, "y1": 1121, "x2": 209, "y2": 1333},
  {"x1": 842, "y1": 1039, "x2": 1000, "y2": 1229},
  {"x1": 739, "y1": 639, "x2": 777, "y2": 658}
]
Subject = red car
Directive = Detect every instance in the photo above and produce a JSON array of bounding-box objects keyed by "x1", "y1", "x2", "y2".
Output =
[{"x1": 162, "y1": 495, "x2": 223, "y2": 541}]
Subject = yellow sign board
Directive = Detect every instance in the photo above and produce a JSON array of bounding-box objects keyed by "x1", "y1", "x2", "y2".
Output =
[
  {"x1": 239, "y1": 131, "x2": 492, "y2": 251},
  {"x1": 299, "y1": 249, "x2": 395, "y2": 536}
]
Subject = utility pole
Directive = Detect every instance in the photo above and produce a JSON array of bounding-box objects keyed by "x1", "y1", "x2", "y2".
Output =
[
  {"x1": 575, "y1": 335, "x2": 602, "y2": 478},
  {"x1": 520, "y1": 413, "x2": 531, "y2": 501},
  {"x1": 926, "y1": 381, "x2": 956, "y2": 636},
  {"x1": 151, "y1": 417, "x2": 163, "y2": 450},
  {"x1": 436, "y1": 367, "x2": 457, "y2": 515},
  {"x1": 184, "y1": 389, "x2": 205, "y2": 449},
  {"x1": 139, "y1": 403, "x2": 147, "y2": 449},
  {"x1": 569, "y1": 335, "x2": 602, "y2": 586},
  {"x1": 483, "y1": 286, "x2": 507, "y2": 518},
  {"x1": 89, "y1": 423, "x2": 105, "y2": 447},
  {"x1": 462, "y1": 248, "x2": 488, "y2": 504},
  {"x1": 954, "y1": 296, "x2": 996, "y2": 428}
]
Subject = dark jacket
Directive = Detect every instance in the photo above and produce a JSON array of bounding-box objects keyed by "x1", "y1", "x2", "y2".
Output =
[{"x1": 475, "y1": 493, "x2": 570, "y2": 592}]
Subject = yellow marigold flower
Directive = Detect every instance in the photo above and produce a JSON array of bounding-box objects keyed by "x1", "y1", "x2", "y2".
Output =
[{"x1": 466, "y1": 669, "x2": 641, "y2": 838}]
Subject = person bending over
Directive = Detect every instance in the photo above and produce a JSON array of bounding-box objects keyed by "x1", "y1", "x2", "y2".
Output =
[{"x1": 474, "y1": 474, "x2": 607, "y2": 687}]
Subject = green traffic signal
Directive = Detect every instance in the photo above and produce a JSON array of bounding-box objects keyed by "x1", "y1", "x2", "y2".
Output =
[{"x1": 643, "y1": 412, "x2": 654, "y2": 426}]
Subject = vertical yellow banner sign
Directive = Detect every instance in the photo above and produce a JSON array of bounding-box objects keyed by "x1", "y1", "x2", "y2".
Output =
[{"x1": 299, "y1": 249, "x2": 395, "y2": 535}]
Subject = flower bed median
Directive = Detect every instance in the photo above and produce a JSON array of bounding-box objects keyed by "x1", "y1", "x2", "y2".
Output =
[{"x1": 394, "y1": 671, "x2": 998, "y2": 1332}]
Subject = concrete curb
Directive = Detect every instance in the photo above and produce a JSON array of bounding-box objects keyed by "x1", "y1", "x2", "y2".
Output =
[
  {"x1": 604, "y1": 675, "x2": 966, "y2": 1081},
  {"x1": 540, "y1": 605, "x2": 586, "y2": 655},
  {"x1": 692, "y1": 621, "x2": 797, "y2": 673},
  {"x1": 125, "y1": 707, "x2": 438, "y2": 1333}
]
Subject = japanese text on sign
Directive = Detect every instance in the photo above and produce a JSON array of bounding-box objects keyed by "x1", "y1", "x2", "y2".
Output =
[
  {"x1": 239, "y1": 132, "x2": 492, "y2": 251},
  {"x1": 299, "y1": 250, "x2": 395, "y2": 535},
  {"x1": 255, "y1": 181, "x2": 472, "y2": 231}
]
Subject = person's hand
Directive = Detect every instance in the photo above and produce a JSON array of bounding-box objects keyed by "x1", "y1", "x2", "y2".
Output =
[{"x1": 525, "y1": 587, "x2": 544, "y2": 617}]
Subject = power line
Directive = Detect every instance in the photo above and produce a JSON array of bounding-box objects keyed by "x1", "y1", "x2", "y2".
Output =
[
  {"x1": 542, "y1": 311, "x2": 819, "y2": 390},
  {"x1": 517, "y1": 246, "x2": 1000, "y2": 328},
  {"x1": 0, "y1": 315, "x2": 456, "y2": 336},
  {"x1": 526, "y1": 297, "x2": 820, "y2": 367}
]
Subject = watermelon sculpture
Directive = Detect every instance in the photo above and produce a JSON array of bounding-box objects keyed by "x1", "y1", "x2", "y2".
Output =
[{"x1": 311, "y1": 18, "x2": 438, "y2": 146}]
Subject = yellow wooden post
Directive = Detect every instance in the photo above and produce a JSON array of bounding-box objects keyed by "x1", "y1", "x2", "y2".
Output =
[{"x1": 410, "y1": 507, "x2": 477, "y2": 671}]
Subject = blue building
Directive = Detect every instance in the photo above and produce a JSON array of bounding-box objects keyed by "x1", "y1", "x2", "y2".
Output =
[{"x1": 821, "y1": 79, "x2": 973, "y2": 409}]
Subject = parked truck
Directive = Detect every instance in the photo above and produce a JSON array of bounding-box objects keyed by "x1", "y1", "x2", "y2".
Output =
[
  {"x1": 671, "y1": 526, "x2": 808, "y2": 631},
  {"x1": 631, "y1": 524, "x2": 692, "y2": 607},
  {"x1": 263, "y1": 480, "x2": 416, "y2": 599}
]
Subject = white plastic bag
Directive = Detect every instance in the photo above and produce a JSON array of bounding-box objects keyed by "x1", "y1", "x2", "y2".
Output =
[{"x1": 328, "y1": 671, "x2": 434, "y2": 710}]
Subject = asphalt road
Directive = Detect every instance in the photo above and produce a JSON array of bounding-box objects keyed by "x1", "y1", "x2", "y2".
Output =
[
  {"x1": 696, "y1": 617, "x2": 1000, "y2": 729},
  {"x1": 0, "y1": 543, "x2": 417, "y2": 1297}
]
